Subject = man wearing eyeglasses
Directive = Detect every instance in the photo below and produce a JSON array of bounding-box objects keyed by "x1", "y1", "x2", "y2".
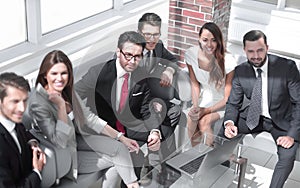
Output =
[
  {"x1": 138, "y1": 13, "x2": 182, "y2": 166},
  {"x1": 75, "y1": 31, "x2": 162, "y2": 187}
]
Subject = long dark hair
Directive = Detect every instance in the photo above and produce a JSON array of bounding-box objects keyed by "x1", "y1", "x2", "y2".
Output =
[
  {"x1": 35, "y1": 50, "x2": 74, "y2": 104},
  {"x1": 199, "y1": 22, "x2": 225, "y2": 89},
  {"x1": 36, "y1": 50, "x2": 85, "y2": 126}
]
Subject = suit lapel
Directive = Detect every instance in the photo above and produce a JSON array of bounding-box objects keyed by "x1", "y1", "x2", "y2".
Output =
[
  {"x1": 267, "y1": 55, "x2": 275, "y2": 108},
  {"x1": 0, "y1": 123, "x2": 21, "y2": 156},
  {"x1": 96, "y1": 59, "x2": 117, "y2": 109}
]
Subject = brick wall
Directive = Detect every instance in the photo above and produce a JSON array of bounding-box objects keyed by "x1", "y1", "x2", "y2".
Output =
[{"x1": 168, "y1": 0, "x2": 232, "y2": 65}]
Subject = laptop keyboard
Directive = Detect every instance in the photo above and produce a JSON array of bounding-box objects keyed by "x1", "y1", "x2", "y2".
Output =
[{"x1": 179, "y1": 155, "x2": 205, "y2": 175}]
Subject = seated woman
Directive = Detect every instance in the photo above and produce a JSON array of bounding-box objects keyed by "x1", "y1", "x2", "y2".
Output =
[
  {"x1": 185, "y1": 22, "x2": 236, "y2": 146},
  {"x1": 28, "y1": 50, "x2": 140, "y2": 188}
]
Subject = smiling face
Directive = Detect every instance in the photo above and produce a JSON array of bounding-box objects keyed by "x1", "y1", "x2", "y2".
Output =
[
  {"x1": 0, "y1": 86, "x2": 28, "y2": 123},
  {"x1": 117, "y1": 42, "x2": 143, "y2": 72},
  {"x1": 140, "y1": 23, "x2": 161, "y2": 51},
  {"x1": 45, "y1": 63, "x2": 69, "y2": 94},
  {"x1": 244, "y1": 37, "x2": 268, "y2": 67},
  {"x1": 199, "y1": 28, "x2": 217, "y2": 55}
]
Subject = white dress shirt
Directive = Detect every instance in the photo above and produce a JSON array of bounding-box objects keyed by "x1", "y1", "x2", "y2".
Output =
[
  {"x1": 252, "y1": 57, "x2": 271, "y2": 118},
  {"x1": 0, "y1": 115, "x2": 22, "y2": 153},
  {"x1": 116, "y1": 58, "x2": 131, "y2": 111}
]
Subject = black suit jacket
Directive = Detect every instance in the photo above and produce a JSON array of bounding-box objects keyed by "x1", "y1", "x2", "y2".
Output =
[
  {"x1": 76, "y1": 59, "x2": 161, "y2": 144},
  {"x1": 140, "y1": 40, "x2": 178, "y2": 73},
  {"x1": 0, "y1": 123, "x2": 41, "y2": 188},
  {"x1": 224, "y1": 54, "x2": 300, "y2": 139}
]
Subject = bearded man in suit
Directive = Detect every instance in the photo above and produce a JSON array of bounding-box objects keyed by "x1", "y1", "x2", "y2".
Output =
[{"x1": 222, "y1": 30, "x2": 300, "y2": 188}]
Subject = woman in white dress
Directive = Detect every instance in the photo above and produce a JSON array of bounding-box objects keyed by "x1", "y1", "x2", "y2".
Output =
[{"x1": 185, "y1": 22, "x2": 236, "y2": 146}]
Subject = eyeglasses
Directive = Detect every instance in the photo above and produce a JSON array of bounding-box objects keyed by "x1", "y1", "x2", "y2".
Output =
[
  {"x1": 120, "y1": 50, "x2": 143, "y2": 61},
  {"x1": 141, "y1": 32, "x2": 161, "y2": 39}
]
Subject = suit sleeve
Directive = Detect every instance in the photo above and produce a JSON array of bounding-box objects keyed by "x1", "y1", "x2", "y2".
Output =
[
  {"x1": 157, "y1": 41, "x2": 178, "y2": 72},
  {"x1": 0, "y1": 138, "x2": 41, "y2": 188},
  {"x1": 224, "y1": 67, "x2": 245, "y2": 124},
  {"x1": 29, "y1": 92, "x2": 72, "y2": 149},
  {"x1": 286, "y1": 61, "x2": 300, "y2": 139},
  {"x1": 75, "y1": 64, "x2": 101, "y2": 100},
  {"x1": 140, "y1": 80, "x2": 161, "y2": 131}
]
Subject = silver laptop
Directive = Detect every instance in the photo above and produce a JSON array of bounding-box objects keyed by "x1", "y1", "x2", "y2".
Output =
[{"x1": 166, "y1": 135, "x2": 240, "y2": 179}]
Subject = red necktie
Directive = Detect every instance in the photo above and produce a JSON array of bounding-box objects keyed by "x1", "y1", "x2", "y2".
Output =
[{"x1": 116, "y1": 73, "x2": 129, "y2": 133}]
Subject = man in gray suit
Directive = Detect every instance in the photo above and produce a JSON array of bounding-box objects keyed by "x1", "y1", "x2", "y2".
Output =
[{"x1": 222, "y1": 30, "x2": 300, "y2": 188}]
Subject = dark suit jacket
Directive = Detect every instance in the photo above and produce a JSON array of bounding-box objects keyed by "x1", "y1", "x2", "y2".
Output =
[
  {"x1": 0, "y1": 123, "x2": 41, "y2": 188},
  {"x1": 76, "y1": 59, "x2": 161, "y2": 144},
  {"x1": 140, "y1": 40, "x2": 178, "y2": 74},
  {"x1": 224, "y1": 54, "x2": 300, "y2": 140}
]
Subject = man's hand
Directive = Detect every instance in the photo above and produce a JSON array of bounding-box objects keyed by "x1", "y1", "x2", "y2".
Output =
[
  {"x1": 32, "y1": 146, "x2": 46, "y2": 172},
  {"x1": 277, "y1": 136, "x2": 294, "y2": 149},
  {"x1": 224, "y1": 122, "x2": 238, "y2": 138},
  {"x1": 153, "y1": 101, "x2": 163, "y2": 113},
  {"x1": 120, "y1": 136, "x2": 140, "y2": 154},
  {"x1": 147, "y1": 132, "x2": 161, "y2": 151},
  {"x1": 160, "y1": 67, "x2": 174, "y2": 87}
]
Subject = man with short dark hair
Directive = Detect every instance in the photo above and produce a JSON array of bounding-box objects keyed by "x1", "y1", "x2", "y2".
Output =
[
  {"x1": 75, "y1": 31, "x2": 162, "y2": 186},
  {"x1": 222, "y1": 30, "x2": 300, "y2": 188},
  {"x1": 0, "y1": 72, "x2": 46, "y2": 188},
  {"x1": 138, "y1": 12, "x2": 182, "y2": 161}
]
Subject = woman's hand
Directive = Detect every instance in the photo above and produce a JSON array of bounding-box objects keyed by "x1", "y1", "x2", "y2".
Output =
[
  {"x1": 48, "y1": 92, "x2": 65, "y2": 107},
  {"x1": 188, "y1": 106, "x2": 201, "y2": 121},
  {"x1": 119, "y1": 136, "x2": 140, "y2": 154}
]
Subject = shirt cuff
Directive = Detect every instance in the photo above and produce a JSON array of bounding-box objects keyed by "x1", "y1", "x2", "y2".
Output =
[
  {"x1": 33, "y1": 169, "x2": 42, "y2": 180},
  {"x1": 224, "y1": 120, "x2": 234, "y2": 128},
  {"x1": 150, "y1": 129, "x2": 162, "y2": 139}
]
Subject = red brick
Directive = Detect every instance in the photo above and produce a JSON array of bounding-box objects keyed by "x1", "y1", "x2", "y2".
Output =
[
  {"x1": 169, "y1": 7, "x2": 182, "y2": 15},
  {"x1": 201, "y1": 6, "x2": 212, "y2": 13},
  {"x1": 188, "y1": 18, "x2": 206, "y2": 26},
  {"x1": 175, "y1": 22, "x2": 196, "y2": 31},
  {"x1": 178, "y1": 0, "x2": 195, "y2": 3},
  {"x1": 168, "y1": 27, "x2": 181, "y2": 34},
  {"x1": 178, "y1": 2, "x2": 199, "y2": 11},
  {"x1": 186, "y1": 37, "x2": 200, "y2": 46},
  {"x1": 174, "y1": 41, "x2": 193, "y2": 50},
  {"x1": 181, "y1": 29, "x2": 199, "y2": 39},
  {"x1": 182, "y1": 10, "x2": 204, "y2": 19},
  {"x1": 169, "y1": 1, "x2": 178, "y2": 7},
  {"x1": 168, "y1": 33, "x2": 185, "y2": 42},
  {"x1": 205, "y1": 14, "x2": 213, "y2": 21},
  {"x1": 195, "y1": 0, "x2": 213, "y2": 7},
  {"x1": 169, "y1": 14, "x2": 188, "y2": 23}
]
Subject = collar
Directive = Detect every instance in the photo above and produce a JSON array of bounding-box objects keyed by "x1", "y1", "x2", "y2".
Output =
[
  {"x1": 0, "y1": 115, "x2": 16, "y2": 133},
  {"x1": 116, "y1": 58, "x2": 131, "y2": 79},
  {"x1": 143, "y1": 49, "x2": 152, "y2": 56},
  {"x1": 252, "y1": 56, "x2": 269, "y2": 73}
]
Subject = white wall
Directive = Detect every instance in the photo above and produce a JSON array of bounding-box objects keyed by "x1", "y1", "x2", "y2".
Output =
[{"x1": 227, "y1": 0, "x2": 300, "y2": 68}]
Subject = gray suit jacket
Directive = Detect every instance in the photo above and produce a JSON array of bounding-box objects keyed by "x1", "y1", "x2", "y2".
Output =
[
  {"x1": 224, "y1": 54, "x2": 300, "y2": 140},
  {"x1": 28, "y1": 85, "x2": 106, "y2": 179}
]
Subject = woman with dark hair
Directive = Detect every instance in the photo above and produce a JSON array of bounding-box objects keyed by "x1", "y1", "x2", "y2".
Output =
[
  {"x1": 28, "y1": 50, "x2": 140, "y2": 188},
  {"x1": 185, "y1": 22, "x2": 236, "y2": 145}
]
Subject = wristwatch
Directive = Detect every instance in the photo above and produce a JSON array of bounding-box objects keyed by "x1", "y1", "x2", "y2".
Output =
[{"x1": 115, "y1": 132, "x2": 124, "y2": 141}]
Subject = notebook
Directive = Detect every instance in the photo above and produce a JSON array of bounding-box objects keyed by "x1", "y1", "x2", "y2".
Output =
[{"x1": 166, "y1": 136, "x2": 240, "y2": 179}]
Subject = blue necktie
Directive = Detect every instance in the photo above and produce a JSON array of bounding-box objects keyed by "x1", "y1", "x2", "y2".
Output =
[{"x1": 246, "y1": 68, "x2": 262, "y2": 130}]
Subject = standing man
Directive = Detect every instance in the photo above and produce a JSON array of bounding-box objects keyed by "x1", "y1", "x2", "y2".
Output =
[
  {"x1": 0, "y1": 72, "x2": 46, "y2": 187},
  {"x1": 222, "y1": 30, "x2": 300, "y2": 188},
  {"x1": 75, "y1": 31, "x2": 162, "y2": 185},
  {"x1": 138, "y1": 12, "x2": 182, "y2": 160}
]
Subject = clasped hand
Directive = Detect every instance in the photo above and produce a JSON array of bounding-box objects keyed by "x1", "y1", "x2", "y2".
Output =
[
  {"x1": 188, "y1": 106, "x2": 204, "y2": 122},
  {"x1": 160, "y1": 69, "x2": 173, "y2": 87}
]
